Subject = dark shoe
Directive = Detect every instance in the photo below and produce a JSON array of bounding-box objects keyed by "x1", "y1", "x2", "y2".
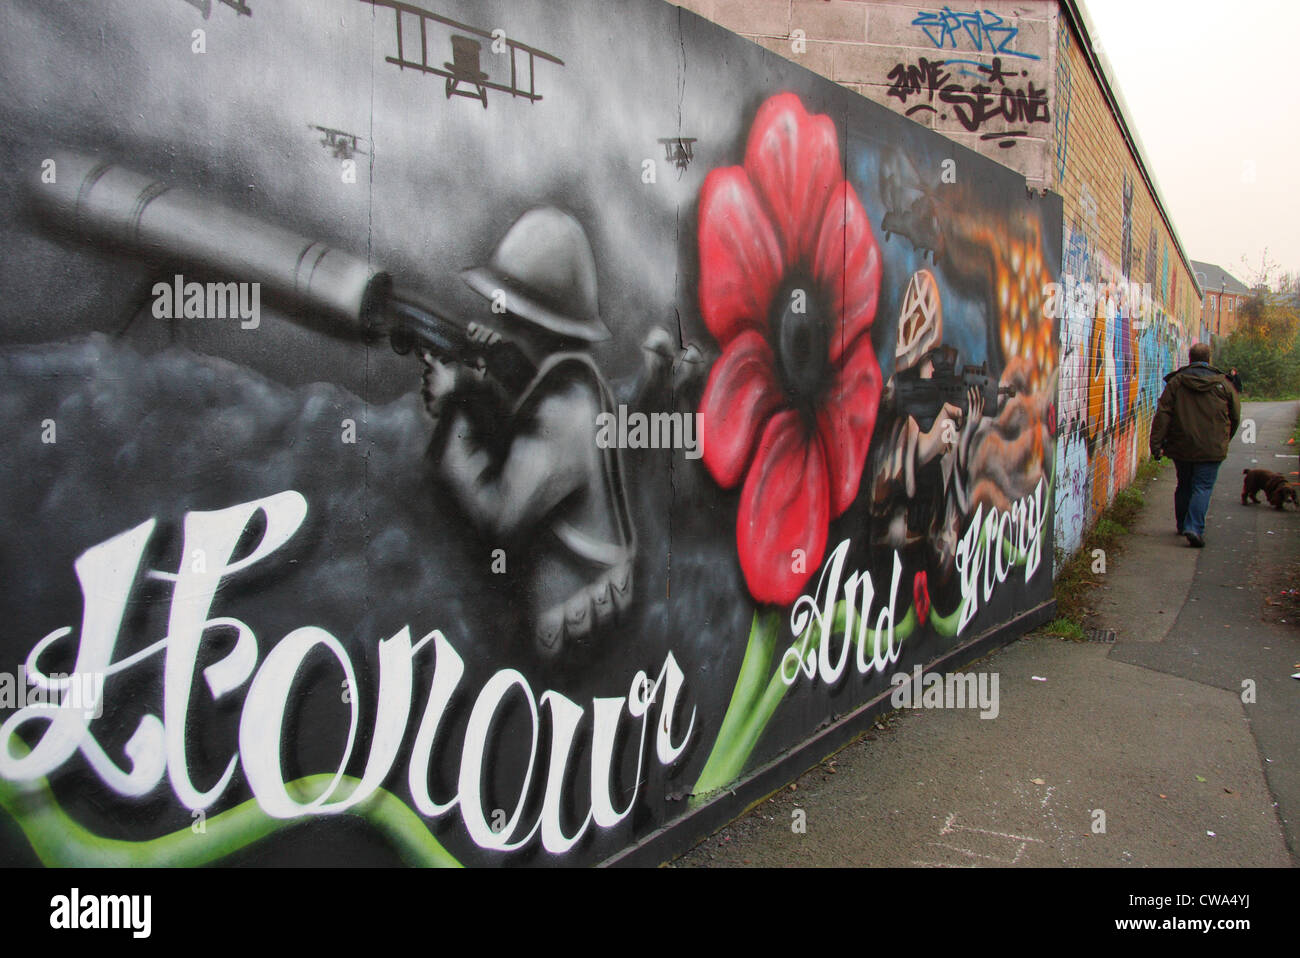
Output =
[{"x1": 1184, "y1": 532, "x2": 1205, "y2": 548}]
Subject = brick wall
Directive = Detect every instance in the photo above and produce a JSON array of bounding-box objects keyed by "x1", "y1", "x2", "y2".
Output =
[
  {"x1": 675, "y1": 0, "x2": 1056, "y2": 189},
  {"x1": 1204, "y1": 291, "x2": 1246, "y2": 339}
]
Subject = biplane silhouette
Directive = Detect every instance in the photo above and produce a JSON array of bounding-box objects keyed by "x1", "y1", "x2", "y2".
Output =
[
  {"x1": 309, "y1": 125, "x2": 369, "y2": 160},
  {"x1": 358, "y1": 0, "x2": 563, "y2": 109},
  {"x1": 658, "y1": 137, "x2": 697, "y2": 176},
  {"x1": 180, "y1": 0, "x2": 252, "y2": 18}
]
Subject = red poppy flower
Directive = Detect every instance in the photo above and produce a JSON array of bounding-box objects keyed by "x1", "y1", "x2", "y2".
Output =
[
  {"x1": 913, "y1": 570, "x2": 930, "y2": 626},
  {"x1": 697, "y1": 93, "x2": 883, "y2": 605}
]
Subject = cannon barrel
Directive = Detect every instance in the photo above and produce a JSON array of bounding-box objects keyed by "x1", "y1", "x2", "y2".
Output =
[
  {"x1": 30, "y1": 151, "x2": 536, "y2": 392},
  {"x1": 31, "y1": 150, "x2": 392, "y2": 337}
]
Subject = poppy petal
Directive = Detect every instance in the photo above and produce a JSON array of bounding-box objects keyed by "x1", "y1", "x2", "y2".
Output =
[
  {"x1": 913, "y1": 571, "x2": 930, "y2": 626},
  {"x1": 698, "y1": 166, "x2": 785, "y2": 347},
  {"x1": 699, "y1": 331, "x2": 785, "y2": 490},
  {"x1": 816, "y1": 331, "x2": 882, "y2": 516},
  {"x1": 744, "y1": 93, "x2": 844, "y2": 268},
  {"x1": 814, "y1": 180, "x2": 882, "y2": 364},
  {"x1": 736, "y1": 411, "x2": 830, "y2": 605}
]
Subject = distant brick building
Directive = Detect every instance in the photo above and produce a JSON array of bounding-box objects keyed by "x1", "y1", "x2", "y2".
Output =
[{"x1": 1190, "y1": 261, "x2": 1251, "y2": 339}]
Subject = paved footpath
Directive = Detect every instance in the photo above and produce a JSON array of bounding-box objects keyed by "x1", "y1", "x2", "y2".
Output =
[{"x1": 673, "y1": 401, "x2": 1298, "y2": 868}]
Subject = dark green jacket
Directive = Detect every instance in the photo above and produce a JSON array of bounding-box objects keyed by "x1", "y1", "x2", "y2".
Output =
[{"x1": 1150, "y1": 363, "x2": 1241, "y2": 462}]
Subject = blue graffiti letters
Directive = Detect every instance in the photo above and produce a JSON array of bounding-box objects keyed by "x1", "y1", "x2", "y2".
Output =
[{"x1": 912, "y1": 7, "x2": 1040, "y2": 61}]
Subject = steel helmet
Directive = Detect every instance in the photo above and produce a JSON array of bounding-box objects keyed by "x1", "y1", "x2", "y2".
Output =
[
  {"x1": 461, "y1": 207, "x2": 610, "y2": 342},
  {"x1": 895, "y1": 268, "x2": 943, "y2": 369}
]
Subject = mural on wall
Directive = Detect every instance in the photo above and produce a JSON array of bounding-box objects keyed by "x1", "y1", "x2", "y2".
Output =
[{"x1": 0, "y1": 0, "x2": 1059, "y2": 867}]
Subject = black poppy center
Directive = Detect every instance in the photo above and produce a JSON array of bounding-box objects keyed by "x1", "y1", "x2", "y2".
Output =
[{"x1": 772, "y1": 275, "x2": 831, "y2": 414}]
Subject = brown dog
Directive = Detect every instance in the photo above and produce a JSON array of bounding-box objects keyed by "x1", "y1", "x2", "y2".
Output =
[{"x1": 1241, "y1": 469, "x2": 1300, "y2": 509}]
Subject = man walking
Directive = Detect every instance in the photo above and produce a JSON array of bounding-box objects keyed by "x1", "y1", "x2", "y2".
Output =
[{"x1": 1150, "y1": 343, "x2": 1241, "y2": 547}]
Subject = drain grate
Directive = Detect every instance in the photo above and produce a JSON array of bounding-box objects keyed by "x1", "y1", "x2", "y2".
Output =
[{"x1": 1084, "y1": 628, "x2": 1117, "y2": 643}]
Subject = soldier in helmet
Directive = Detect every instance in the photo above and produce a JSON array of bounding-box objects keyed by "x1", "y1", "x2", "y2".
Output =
[
  {"x1": 871, "y1": 269, "x2": 984, "y2": 577},
  {"x1": 421, "y1": 207, "x2": 635, "y2": 658}
]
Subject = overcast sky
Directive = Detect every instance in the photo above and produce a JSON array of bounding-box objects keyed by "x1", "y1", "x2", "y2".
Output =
[{"x1": 1082, "y1": 0, "x2": 1300, "y2": 287}]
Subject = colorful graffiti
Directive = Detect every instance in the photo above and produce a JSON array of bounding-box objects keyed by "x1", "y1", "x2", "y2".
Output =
[
  {"x1": 1052, "y1": 203, "x2": 1188, "y2": 558},
  {"x1": 0, "y1": 0, "x2": 1060, "y2": 866},
  {"x1": 1049, "y1": 25, "x2": 1195, "y2": 564}
]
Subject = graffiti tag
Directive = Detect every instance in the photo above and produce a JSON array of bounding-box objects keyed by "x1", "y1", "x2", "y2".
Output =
[
  {"x1": 912, "y1": 7, "x2": 1040, "y2": 60},
  {"x1": 886, "y1": 57, "x2": 1049, "y2": 148}
]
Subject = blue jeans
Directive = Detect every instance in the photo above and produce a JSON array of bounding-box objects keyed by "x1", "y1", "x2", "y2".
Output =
[{"x1": 1173, "y1": 460, "x2": 1221, "y2": 537}]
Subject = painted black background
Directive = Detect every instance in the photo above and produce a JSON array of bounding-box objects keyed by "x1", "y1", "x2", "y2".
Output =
[{"x1": 0, "y1": 0, "x2": 1060, "y2": 866}]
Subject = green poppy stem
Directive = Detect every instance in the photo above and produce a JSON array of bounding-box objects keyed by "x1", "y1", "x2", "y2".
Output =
[
  {"x1": 691, "y1": 609, "x2": 780, "y2": 795},
  {"x1": 0, "y1": 744, "x2": 461, "y2": 868},
  {"x1": 691, "y1": 595, "x2": 920, "y2": 799}
]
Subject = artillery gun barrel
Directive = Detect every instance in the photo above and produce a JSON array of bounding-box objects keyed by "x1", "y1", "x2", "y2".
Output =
[{"x1": 31, "y1": 150, "x2": 391, "y2": 339}]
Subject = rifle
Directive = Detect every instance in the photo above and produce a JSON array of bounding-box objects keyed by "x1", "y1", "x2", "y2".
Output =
[
  {"x1": 27, "y1": 150, "x2": 534, "y2": 396},
  {"x1": 892, "y1": 344, "x2": 1015, "y2": 432}
]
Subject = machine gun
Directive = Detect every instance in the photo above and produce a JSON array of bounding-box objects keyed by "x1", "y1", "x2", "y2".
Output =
[
  {"x1": 28, "y1": 150, "x2": 535, "y2": 397},
  {"x1": 891, "y1": 344, "x2": 1015, "y2": 432}
]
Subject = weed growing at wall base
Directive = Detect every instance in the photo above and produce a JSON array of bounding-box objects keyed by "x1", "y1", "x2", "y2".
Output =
[
  {"x1": 1039, "y1": 616, "x2": 1085, "y2": 641},
  {"x1": 1049, "y1": 457, "x2": 1164, "y2": 632}
]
